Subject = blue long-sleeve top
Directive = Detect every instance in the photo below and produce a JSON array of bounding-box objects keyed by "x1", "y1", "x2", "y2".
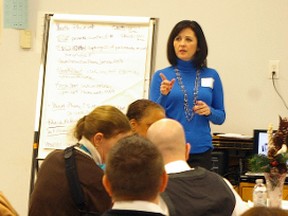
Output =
[{"x1": 149, "y1": 59, "x2": 225, "y2": 154}]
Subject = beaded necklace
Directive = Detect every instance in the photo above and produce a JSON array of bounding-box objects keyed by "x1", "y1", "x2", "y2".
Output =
[{"x1": 174, "y1": 67, "x2": 200, "y2": 121}]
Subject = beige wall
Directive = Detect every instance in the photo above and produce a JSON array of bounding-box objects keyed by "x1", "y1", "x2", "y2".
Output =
[{"x1": 1, "y1": 0, "x2": 288, "y2": 214}]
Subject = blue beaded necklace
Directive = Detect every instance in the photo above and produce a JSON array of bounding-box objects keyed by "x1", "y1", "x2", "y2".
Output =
[{"x1": 175, "y1": 67, "x2": 200, "y2": 121}]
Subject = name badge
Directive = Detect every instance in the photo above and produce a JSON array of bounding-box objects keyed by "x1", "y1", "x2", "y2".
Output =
[{"x1": 201, "y1": 78, "x2": 214, "y2": 89}]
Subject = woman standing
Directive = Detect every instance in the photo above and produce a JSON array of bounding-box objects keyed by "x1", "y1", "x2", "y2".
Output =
[
  {"x1": 29, "y1": 105, "x2": 132, "y2": 216},
  {"x1": 149, "y1": 20, "x2": 225, "y2": 170}
]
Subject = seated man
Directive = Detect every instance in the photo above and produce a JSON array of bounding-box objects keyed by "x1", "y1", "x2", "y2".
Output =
[
  {"x1": 102, "y1": 134, "x2": 168, "y2": 216},
  {"x1": 146, "y1": 118, "x2": 249, "y2": 216}
]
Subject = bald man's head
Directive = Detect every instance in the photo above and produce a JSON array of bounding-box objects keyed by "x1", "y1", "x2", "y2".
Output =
[{"x1": 147, "y1": 118, "x2": 189, "y2": 163}]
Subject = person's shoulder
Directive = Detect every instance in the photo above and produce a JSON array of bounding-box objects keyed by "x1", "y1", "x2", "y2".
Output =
[
  {"x1": 198, "y1": 167, "x2": 224, "y2": 179},
  {"x1": 168, "y1": 167, "x2": 207, "y2": 179},
  {"x1": 201, "y1": 67, "x2": 223, "y2": 82},
  {"x1": 37, "y1": 149, "x2": 65, "y2": 172},
  {"x1": 202, "y1": 67, "x2": 219, "y2": 75},
  {"x1": 44, "y1": 149, "x2": 64, "y2": 161},
  {"x1": 0, "y1": 192, "x2": 18, "y2": 216}
]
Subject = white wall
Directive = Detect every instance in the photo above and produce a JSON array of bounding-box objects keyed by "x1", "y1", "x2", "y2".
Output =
[{"x1": 1, "y1": 0, "x2": 288, "y2": 215}]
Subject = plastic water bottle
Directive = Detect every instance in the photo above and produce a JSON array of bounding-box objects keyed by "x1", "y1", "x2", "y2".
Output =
[{"x1": 253, "y1": 179, "x2": 267, "y2": 206}]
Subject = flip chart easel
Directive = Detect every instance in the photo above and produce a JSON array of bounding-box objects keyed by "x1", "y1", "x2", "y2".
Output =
[{"x1": 29, "y1": 13, "x2": 158, "y2": 195}]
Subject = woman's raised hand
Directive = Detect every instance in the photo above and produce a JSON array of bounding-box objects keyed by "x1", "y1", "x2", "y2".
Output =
[{"x1": 159, "y1": 73, "x2": 175, "y2": 95}]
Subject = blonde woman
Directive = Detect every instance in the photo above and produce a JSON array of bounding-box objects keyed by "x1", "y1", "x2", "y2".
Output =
[{"x1": 29, "y1": 105, "x2": 131, "y2": 216}]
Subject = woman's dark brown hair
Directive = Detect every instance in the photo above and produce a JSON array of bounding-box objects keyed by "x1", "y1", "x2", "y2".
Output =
[{"x1": 167, "y1": 20, "x2": 208, "y2": 69}]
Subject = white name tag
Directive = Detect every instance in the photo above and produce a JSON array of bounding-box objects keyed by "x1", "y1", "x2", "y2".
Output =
[{"x1": 201, "y1": 78, "x2": 214, "y2": 89}]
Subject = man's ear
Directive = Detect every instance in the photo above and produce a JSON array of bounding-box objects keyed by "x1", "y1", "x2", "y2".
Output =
[
  {"x1": 185, "y1": 143, "x2": 191, "y2": 161},
  {"x1": 102, "y1": 175, "x2": 112, "y2": 197},
  {"x1": 92, "y1": 132, "x2": 104, "y2": 146},
  {"x1": 129, "y1": 119, "x2": 138, "y2": 133},
  {"x1": 159, "y1": 171, "x2": 168, "y2": 193}
]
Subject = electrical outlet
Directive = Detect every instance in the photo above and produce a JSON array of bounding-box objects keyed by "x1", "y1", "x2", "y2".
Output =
[{"x1": 268, "y1": 60, "x2": 280, "y2": 79}]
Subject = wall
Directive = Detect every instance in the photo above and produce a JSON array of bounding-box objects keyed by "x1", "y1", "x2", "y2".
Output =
[{"x1": 0, "y1": 0, "x2": 287, "y2": 214}]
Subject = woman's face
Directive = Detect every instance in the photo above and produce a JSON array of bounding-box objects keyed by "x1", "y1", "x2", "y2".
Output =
[
  {"x1": 173, "y1": 27, "x2": 198, "y2": 61},
  {"x1": 131, "y1": 109, "x2": 165, "y2": 137}
]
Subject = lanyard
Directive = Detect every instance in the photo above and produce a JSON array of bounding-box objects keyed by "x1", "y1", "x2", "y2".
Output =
[
  {"x1": 78, "y1": 143, "x2": 105, "y2": 170},
  {"x1": 79, "y1": 144, "x2": 91, "y2": 156}
]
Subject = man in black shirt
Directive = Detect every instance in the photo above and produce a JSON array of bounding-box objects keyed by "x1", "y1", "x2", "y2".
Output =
[{"x1": 147, "y1": 118, "x2": 249, "y2": 216}]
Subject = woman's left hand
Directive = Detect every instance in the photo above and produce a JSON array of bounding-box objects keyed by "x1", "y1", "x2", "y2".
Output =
[{"x1": 193, "y1": 100, "x2": 211, "y2": 116}]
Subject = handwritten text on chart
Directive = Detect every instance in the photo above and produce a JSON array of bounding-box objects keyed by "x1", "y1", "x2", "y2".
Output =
[{"x1": 40, "y1": 20, "x2": 150, "y2": 150}]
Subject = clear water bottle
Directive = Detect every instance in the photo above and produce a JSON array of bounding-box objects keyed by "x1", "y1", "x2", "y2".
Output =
[{"x1": 253, "y1": 179, "x2": 267, "y2": 207}]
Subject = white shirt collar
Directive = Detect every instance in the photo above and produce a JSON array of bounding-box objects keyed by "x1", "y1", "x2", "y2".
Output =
[
  {"x1": 112, "y1": 200, "x2": 166, "y2": 215},
  {"x1": 165, "y1": 160, "x2": 193, "y2": 174},
  {"x1": 76, "y1": 137, "x2": 102, "y2": 165}
]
